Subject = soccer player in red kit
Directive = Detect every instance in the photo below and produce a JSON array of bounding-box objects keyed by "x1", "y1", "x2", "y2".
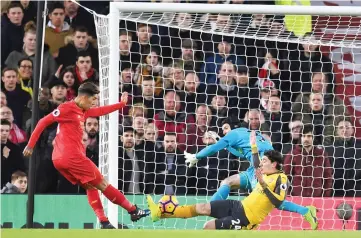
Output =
[{"x1": 23, "y1": 82, "x2": 149, "y2": 228}]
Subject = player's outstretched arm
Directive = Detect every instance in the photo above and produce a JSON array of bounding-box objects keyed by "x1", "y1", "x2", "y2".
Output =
[
  {"x1": 195, "y1": 139, "x2": 228, "y2": 159},
  {"x1": 85, "y1": 92, "x2": 128, "y2": 118},
  {"x1": 24, "y1": 113, "x2": 55, "y2": 157},
  {"x1": 250, "y1": 130, "x2": 261, "y2": 168},
  {"x1": 256, "y1": 169, "x2": 287, "y2": 208}
]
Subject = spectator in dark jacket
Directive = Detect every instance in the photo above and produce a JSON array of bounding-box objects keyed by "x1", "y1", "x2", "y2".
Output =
[
  {"x1": 5, "y1": 21, "x2": 56, "y2": 85},
  {"x1": 284, "y1": 125, "x2": 333, "y2": 197},
  {"x1": 2, "y1": 68, "x2": 31, "y2": 129},
  {"x1": 18, "y1": 0, "x2": 37, "y2": 24},
  {"x1": 73, "y1": 51, "x2": 99, "y2": 85},
  {"x1": 118, "y1": 127, "x2": 156, "y2": 194},
  {"x1": 199, "y1": 35, "x2": 244, "y2": 84},
  {"x1": 1, "y1": 170, "x2": 27, "y2": 194},
  {"x1": 325, "y1": 118, "x2": 361, "y2": 197},
  {"x1": 1, "y1": 119, "x2": 26, "y2": 188},
  {"x1": 155, "y1": 132, "x2": 188, "y2": 195},
  {"x1": 1, "y1": 2, "x2": 24, "y2": 68},
  {"x1": 57, "y1": 26, "x2": 99, "y2": 70},
  {"x1": 63, "y1": 0, "x2": 96, "y2": 38}
]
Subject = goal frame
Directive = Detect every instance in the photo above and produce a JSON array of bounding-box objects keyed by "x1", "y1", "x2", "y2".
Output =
[{"x1": 106, "y1": 2, "x2": 361, "y2": 226}]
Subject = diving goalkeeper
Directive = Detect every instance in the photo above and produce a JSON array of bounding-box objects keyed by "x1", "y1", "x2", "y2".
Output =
[
  {"x1": 183, "y1": 127, "x2": 318, "y2": 229},
  {"x1": 147, "y1": 149, "x2": 286, "y2": 230}
]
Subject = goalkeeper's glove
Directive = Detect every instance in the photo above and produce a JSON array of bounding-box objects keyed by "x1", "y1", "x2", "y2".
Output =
[{"x1": 184, "y1": 151, "x2": 198, "y2": 168}]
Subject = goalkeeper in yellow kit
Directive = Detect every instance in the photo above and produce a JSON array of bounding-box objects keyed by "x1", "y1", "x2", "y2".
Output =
[{"x1": 147, "y1": 132, "x2": 288, "y2": 230}]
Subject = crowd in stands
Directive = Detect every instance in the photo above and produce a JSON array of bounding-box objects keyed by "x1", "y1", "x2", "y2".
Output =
[{"x1": 1, "y1": 0, "x2": 360, "y2": 197}]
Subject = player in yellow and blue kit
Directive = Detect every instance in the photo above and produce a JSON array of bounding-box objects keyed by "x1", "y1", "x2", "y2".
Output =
[
  {"x1": 147, "y1": 148, "x2": 289, "y2": 230},
  {"x1": 184, "y1": 127, "x2": 318, "y2": 230}
]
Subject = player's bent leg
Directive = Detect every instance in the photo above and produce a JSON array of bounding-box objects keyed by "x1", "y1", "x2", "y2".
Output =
[
  {"x1": 210, "y1": 174, "x2": 241, "y2": 202},
  {"x1": 203, "y1": 219, "x2": 216, "y2": 230},
  {"x1": 278, "y1": 200, "x2": 318, "y2": 230}
]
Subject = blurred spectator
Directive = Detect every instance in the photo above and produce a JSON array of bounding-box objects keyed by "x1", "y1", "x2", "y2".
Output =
[
  {"x1": 39, "y1": 80, "x2": 67, "y2": 115},
  {"x1": 1, "y1": 119, "x2": 26, "y2": 188},
  {"x1": 293, "y1": 92, "x2": 347, "y2": 145},
  {"x1": 257, "y1": 49, "x2": 280, "y2": 88},
  {"x1": 73, "y1": 51, "x2": 99, "y2": 85},
  {"x1": 1, "y1": 92, "x2": 7, "y2": 107},
  {"x1": 290, "y1": 33, "x2": 333, "y2": 100},
  {"x1": 209, "y1": 95, "x2": 228, "y2": 128},
  {"x1": 18, "y1": 0, "x2": 36, "y2": 24},
  {"x1": 155, "y1": 132, "x2": 187, "y2": 195},
  {"x1": 179, "y1": 39, "x2": 201, "y2": 72},
  {"x1": 17, "y1": 58, "x2": 33, "y2": 97},
  {"x1": 0, "y1": 106, "x2": 27, "y2": 146},
  {"x1": 325, "y1": 118, "x2": 361, "y2": 197},
  {"x1": 188, "y1": 104, "x2": 217, "y2": 150},
  {"x1": 132, "y1": 116, "x2": 148, "y2": 145},
  {"x1": 154, "y1": 91, "x2": 195, "y2": 152},
  {"x1": 2, "y1": 68, "x2": 31, "y2": 129},
  {"x1": 263, "y1": 95, "x2": 291, "y2": 152},
  {"x1": 44, "y1": 2, "x2": 72, "y2": 57},
  {"x1": 133, "y1": 76, "x2": 163, "y2": 120},
  {"x1": 200, "y1": 36, "x2": 244, "y2": 84},
  {"x1": 119, "y1": 30, "x2": 140, "y2": 70},
  {"x1": 144, "y1": 123, "x2": 160, "y2": 145},
  {"x1": 5, "y1": 21, "x2": 57, "y2": 84},
  {"x1": 118, "y1": 127, "x2": 155, "y2": 194},
  {"x1": 119, "y1": 66, "x2": 135, "y2": 94},
  {"x1": 131, "y1": 23, "x2": 158, "y2": 55},
  {"x1": 235, "y1": 66, "x2": 259, "y2": 119},
  {"x1": 179, "y1": 72, "x2": 206, "y2": 114},
  {"x1": 1, "y1": 170, "x2": 27, "y2": 194},
  {"x1": 63, "y1": 0, "x2": 96, "y2": 38},
  {"x1": 241, "y1": 109, "x2": 270, "y2": 133},
  {"x1": 134, "y1": 47, "x2": 163, "y2": 97},
  {"x1": 282, "y1": 120, "x2": 303, "y2": 155},
  {"x1": 57, "y1": 26, "x2": 99, "y2": 70},
  {"x1": 206, "y1": 61, "x2": 238, "y2": 111},
  {"x1": 54, "y1": 65, "x2": 78, "y2": 101},
  {"x1": 163, "y1": 61, "x2": 185, "y2": 91},
  {"x1": 284, "y1": 125, "x2": 333, "y2": 197},
  {"x1": 1, "y1": 2, "x2": 24, "y2": 67},
  {"x1": 85, "y1": 117, "x2": 99, "y2": 160}
]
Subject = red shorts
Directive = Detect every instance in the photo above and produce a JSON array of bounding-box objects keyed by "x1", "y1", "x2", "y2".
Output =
[{"x1": 53, "y1": 157, "x2": 103, "y2": 186}]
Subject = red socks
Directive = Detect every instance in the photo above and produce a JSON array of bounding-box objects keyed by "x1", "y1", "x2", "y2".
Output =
[
  {"x1": 103, "y1": 185, "x2": 136, "y2": 213},
  {"x1": 86, "y1": 189, "x2": 108, "y2": 222}
]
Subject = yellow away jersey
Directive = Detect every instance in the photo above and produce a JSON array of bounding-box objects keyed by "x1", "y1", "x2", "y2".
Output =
[{"x1": 241, "y1": 172, "x2": 288, "y2": 225}]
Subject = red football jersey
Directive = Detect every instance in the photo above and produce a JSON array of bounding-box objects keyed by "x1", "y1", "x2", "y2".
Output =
[{"x1": 28, "y1": 101, "x2": 125, "y2": 160}]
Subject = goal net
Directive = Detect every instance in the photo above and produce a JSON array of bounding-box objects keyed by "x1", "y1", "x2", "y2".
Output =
[{"x1": 90, "y1": 2, "x2": 361, "y2": 230}]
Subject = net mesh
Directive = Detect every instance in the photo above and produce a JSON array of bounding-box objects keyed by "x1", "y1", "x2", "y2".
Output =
[{"x1": 91, "y1": 4, "x2": 361, "y2": 230}]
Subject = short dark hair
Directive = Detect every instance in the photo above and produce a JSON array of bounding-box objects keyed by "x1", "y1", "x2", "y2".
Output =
[
  {"x1": 142, "y1": 76, "x2": 153, "y2": 82},
  {"x1": 121, "y1": 126, "x2": 134, "y2": 135},
  {"x1": 78, "y1": 82, "x2": 100, "y2": 96},
  {"x1": 48, "y1": 2, "x2": 65, "y2": 14},
  {"x1": 2, "y1": 67, "x2": 18, "y2": 77},
  {"x1": 74, "y1": 26, "x2": 89, "y2": 35},
  {"x1": 221, "y1": 117, "x2": 240, "y2": 129},
  {"x1": 137, "y1": 23, "x2": 151, "y2": 30},
  {"x1": 119, "y1": 30, "x2": 133, "y2": 38},
  {"x1": 17, "y1": 57, "x2": 33, "y2": 67},
  {"x1": 264, "y1": 150, "x2": 283, "y2": 170},
  {"x1": 302, "y1": 124, "x2": 314, "y2": 135},
  {"x1": 11, "y1": 170, "x2": 27, "y2": 182},
  {"x1": 0, "y1": 119, "x2": 11, "y2": 127},
  {"x1": 164, "y1": 132, "x2": 176, "y2": 137},
  {"x1": 237, "y1": 65, "x2": 248, "y2": 75},
  {"x1": 76, "y1": 51, "x2": 92, "y2": 61},
  {"x1": 7, "y1": 2, "x2": 24, "y2": 13}
]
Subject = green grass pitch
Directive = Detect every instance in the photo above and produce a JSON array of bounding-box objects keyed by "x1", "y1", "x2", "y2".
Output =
[{"x1": 2, "y1": 230, "x2": 360, "y2": 238}]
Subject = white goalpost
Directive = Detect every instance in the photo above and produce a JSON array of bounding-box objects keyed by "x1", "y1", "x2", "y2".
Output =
[{"x1": 92, "y1": 1, "x2": 361, "y2": 229}]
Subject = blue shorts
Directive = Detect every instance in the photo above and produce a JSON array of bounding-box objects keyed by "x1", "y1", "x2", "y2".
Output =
[{"x1": 239, "y1": 171, "x2": 257, "y2": 191}]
